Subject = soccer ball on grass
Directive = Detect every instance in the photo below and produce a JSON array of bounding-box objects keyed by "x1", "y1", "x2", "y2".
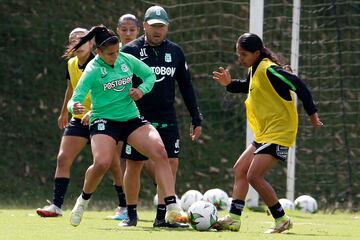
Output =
[
  {"x1": 294, "y1": 195, "x2": 318, "y2": 213},
  {"x1": 203, "y1": 188, "x2": 229, "y2": 210},
  {"x1": 180, "y1": 190, "x2": 203, "y2": 211},
  {"x1": 188, "y1": 200, "x2": 218, "y2": 231},
  {"x1": 279, "y1": 198, "x2": 295, "y2": 210}
]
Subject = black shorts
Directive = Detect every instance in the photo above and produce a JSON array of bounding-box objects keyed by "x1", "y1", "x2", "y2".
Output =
[
  {"x1": 90, "y1": 117, "x2": 149, "y2": 143},
  {"x1": 121, "y1": 122, "x2": 180, "y2": 161},
  {"x1": 63, "y1": 118, "x2": 90, "y2": 141},
  {"x1": 252, "y1": 141, "x2": 289, "y2": 161}
]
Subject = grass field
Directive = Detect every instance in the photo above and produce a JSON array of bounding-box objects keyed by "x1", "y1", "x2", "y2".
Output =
[{"x1": 0, "y1": 208, "x2": 359, "y2": 240}]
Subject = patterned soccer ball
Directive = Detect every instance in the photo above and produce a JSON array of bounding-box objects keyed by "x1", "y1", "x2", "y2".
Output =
[
  {"x1": 294, "y1": 195, "x2": 318, "y2": 213},
  {"x1": 188, "y1": 200, "x2": 218, "y2": 231},
  {"x1": 203, "y1": 188, "x2": 229, "y2": 210},
  {"x1": 279, "y1": 198, "x2": 295, "y2": 210},
  {"x1": 180, "y1": 190, "x2": 204, "y2": 211}
]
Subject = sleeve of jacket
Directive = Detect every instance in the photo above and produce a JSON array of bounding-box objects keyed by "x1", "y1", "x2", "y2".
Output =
[
  {"x1": 175, "y1": 48, "x2": 203, "y2": 126},
  {"x1": 226, "y1": 74, "x2": 250, "y2": 93},
  {"x1": 125, "y1": 53, "x2": 156, "y2": 95}
]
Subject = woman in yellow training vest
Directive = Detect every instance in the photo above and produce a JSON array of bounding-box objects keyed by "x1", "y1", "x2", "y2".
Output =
[{"x1": 212, "y1": 33, "x2": 323, "y2": 234}]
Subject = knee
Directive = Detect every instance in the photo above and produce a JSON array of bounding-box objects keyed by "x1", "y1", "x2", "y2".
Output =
[
  {"x1": 93, "y1": 158, "x2": 112, "y2": 173},
  {"x1": 56, "y1": 151, "x2": 72, "y2": 169},
  {"x1": 150, "y1": 146, "x2": 168, "y2": 162},
  {"x1": 246, "y1": 172, "x2": 259, "y2": 186},
  {"x1": 233, "y1": 164, "x2": 247, "y2": 180}
]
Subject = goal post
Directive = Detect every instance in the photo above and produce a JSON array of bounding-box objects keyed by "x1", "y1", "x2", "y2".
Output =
[
  {"x1": 286, "y1": 0, "x2": 301, "y2": 202},
  {"x1": 245, "y1": 0, "x2": 264, "y2": 208},
  {"x1": 247, "y1": 0, "x2": 301, "y2": 206}
]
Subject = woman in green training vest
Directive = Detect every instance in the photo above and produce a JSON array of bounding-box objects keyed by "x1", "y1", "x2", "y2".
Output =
[{"x1": 66, "y1": 25, "x2": 184, "y2": 227}]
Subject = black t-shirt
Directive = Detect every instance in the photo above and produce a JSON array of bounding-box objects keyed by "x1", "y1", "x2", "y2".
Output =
[{"x1": 122, "y1": 35, "x2": 202, "y2": 126}]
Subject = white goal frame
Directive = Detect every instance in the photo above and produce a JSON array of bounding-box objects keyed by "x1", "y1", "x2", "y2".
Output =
[{"x1": 246, "y1": 0, "x2": 301, "y2": 207}]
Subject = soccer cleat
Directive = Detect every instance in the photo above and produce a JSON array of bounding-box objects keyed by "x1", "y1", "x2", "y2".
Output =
[
  {"x1": 212, "y1": 214, "x2": 241, "y2": 231},
  {"x1": 165, "y1": 203, "x2": 189, "y2": 224},
  {"x1": 118, "y1": 217, "x2": 138, "y2": 227},
  {"x1": 36, "y1": 201, "x2": 63, "y2": 217},
  {"x1": 70, "y1": 196, "x2": 90, "y2": 227},
  {"x1": 153, "y1": 218, "x2": 189, "y2": 228},
  {"x1": 264, "y1": 215, "x2": 293, "y2": 234},
  {"x1": 106, "y1": 206, "x2": 128, "y2": 220}
]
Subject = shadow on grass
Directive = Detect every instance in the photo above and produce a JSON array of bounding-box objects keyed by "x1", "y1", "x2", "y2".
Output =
[{"x1": 97, "y1": 225, "x2": 192, "y2": 232}]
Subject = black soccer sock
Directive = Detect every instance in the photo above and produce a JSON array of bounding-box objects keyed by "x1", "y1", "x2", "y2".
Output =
[
  {"x1": 164, "y1": 196, "x2": 177, "y2": 205},
  {"x1": 127, "y1": 204, "x2": 138, "y2": 220},
  {"x1": 269, "y1": 202, "x2": 285, "y2": 219},
  {"x1": 156, "y1": 204, "x2": 166, "y2": 220},
  {"x1": 52, "y1": 177, "x2": 70, "y2": 208},
  {"x1": 114, "y1": 185, "x2": 126, "y2": 207},
  {"x1": 81, "y1": 191, "x2": 92, "y2": 200},
  {"x1": 229, "y1": 199, "x2": 245, "y2": 216}
]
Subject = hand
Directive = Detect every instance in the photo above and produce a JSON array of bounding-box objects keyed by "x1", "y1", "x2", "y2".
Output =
[
  {"x1": 73, "y1": 102, "x2": 85, "y2": 115},
  {"x1": 57, "y1": 114, "x2": 68, "y2": 129},
  {"x1": 309, "y1": 112, "x2": 323, "y2": 128},
  {"x1": 212, "y1": 67, "x2": 232, "y2": 86},
  {"x1": 190, "y1": 125, "x2": 202, "y2": 141},
  {"x1": 81, "y1": 111, "x2": 91, "y2": 125},
  {"x1": 128, "y1": 88, "x2": 144, "y2": 101}
]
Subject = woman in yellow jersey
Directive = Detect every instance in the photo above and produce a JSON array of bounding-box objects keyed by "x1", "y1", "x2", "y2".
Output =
[
  {"x1": 212, "y1": 33, "x2": 323, "y2": 233},
  {"x1": 36, "y1": 28, "x2": 123, "y2": 218}
]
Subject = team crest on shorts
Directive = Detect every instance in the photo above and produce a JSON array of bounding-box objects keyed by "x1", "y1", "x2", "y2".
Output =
[
  {"x1": 121, "y1": 64, "x2": 128, "y2": 72},
  {"x1": 97, "y1": 123, "x2": 105, "y2": 131},
  {"x1": 165, "y1": 53, "x2": 172, "y2": 62},
  {"x1": 276, "y1": 145, "x2": 289, "y2": 160},
  {"x1": 125, "y1": 144, "x2": 132, "y2": 154}
]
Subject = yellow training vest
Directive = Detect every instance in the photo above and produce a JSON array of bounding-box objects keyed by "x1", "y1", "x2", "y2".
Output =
[
  {"x1": 67, "y1": 56, "x2": 91, "y2": 119},
  {"x1": 245, "y1": 58, "x2": 298, "y2": 147}
]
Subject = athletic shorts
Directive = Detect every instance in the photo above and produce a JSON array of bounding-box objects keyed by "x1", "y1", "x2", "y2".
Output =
[
  {"x1": 90, "y1": 117, "x2": 149, "y2": 143},
  {"x1": 121, "y1": 122, "x2": 180, "y2": 161},
  {"x1": 252, "y1": 141, "x2": 289, "y2": 161},
  {"x1": 63, "y1": 118, "x2": 90, "y2": 141}
]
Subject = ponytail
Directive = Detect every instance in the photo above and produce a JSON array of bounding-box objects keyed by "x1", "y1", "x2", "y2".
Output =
[
  {"x1": 260, "y1": 47, "x2": 282, "y2": 66},
  {"x1": 64, "y1": 25, "x2": 118, "y2": 57},
  {"x1": 62, "y1": 27, "x2": 89, "y2": 59}
]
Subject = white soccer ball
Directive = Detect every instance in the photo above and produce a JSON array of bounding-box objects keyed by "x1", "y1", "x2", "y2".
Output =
[
  {"x1": 279, "y1": 198, "x2": 295, "y2": 210},
  {"x1": 153, "y1": 194, "x2": 180, "y2": 206},
  {"x1": 180, "y1": 190, "x2": 203, "y2": 211},
  {"x1": 188, "y1": 200, "x2": 218, "y2": 231},
  {"x1": 203, "y1": 188, "x2": 229, "y2": 210},
  {"x1": 294, "y1": 195, "x2": 318, "y2": 213}
]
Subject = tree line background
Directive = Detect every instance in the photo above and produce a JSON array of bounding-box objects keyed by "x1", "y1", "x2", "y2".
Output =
[{"x1": 0, "y1": 0, "x2": 359, "y2": 211}]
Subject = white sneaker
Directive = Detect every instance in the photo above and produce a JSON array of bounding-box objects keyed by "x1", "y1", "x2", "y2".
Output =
[
  {"x1": 70, "y1": 196, "x2": 90, "y2": 227},
  {"x1": 36, "y1": 200, "x2": 63, "y2": 217},
  {"x1": 165, "y1": 203, "x2": 188, "y2": 224},
  {"x1": 106, "y1": 206, "x2": 128, "y2": 220},
  {"x1": 264, "y1": 215, "x2": 293, "y2": 234}
]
